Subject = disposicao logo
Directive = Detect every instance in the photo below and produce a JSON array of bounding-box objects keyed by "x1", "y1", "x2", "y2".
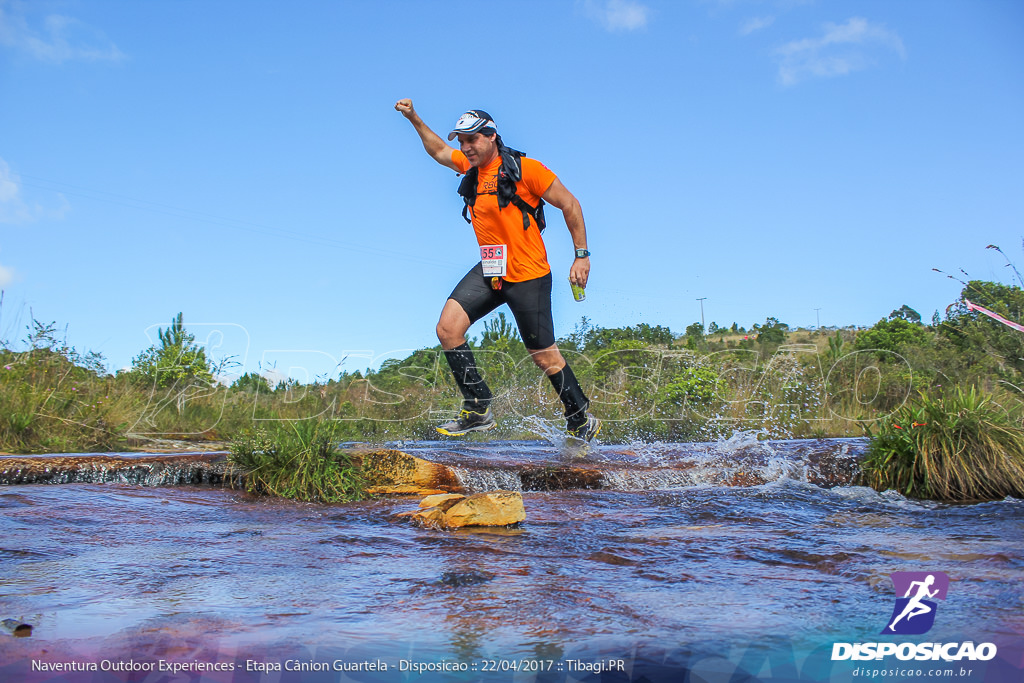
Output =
[
  {"x1": 831, "y1": 571, "x2": 998, "y2": 662},
  {"x1": 882, "y1": 571, "x2": 949, "y2": 635}
]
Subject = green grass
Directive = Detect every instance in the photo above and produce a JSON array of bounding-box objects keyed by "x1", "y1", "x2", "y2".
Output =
[
  {"x1": 0, "y1": 348, "x2": 135, "y2": 453},
  {"x1": 5, "y1": 298, "x2": 1024, "y2": 452},
  {"x1": 859, "y1": 387, "x2": 1024, "y2": 501},
  {"x1": 228, "y1": 420, "x2": 367, "y2": 502}
]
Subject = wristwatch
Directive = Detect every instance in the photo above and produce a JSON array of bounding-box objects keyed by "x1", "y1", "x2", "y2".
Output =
[{"x1": 575, "y1": 248, "x2": 590, "y2": 258}]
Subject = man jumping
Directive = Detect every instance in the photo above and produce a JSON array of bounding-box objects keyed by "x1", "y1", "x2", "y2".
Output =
[{"x1": 395, "y1": 99, "x2": 600, "y2": 441}]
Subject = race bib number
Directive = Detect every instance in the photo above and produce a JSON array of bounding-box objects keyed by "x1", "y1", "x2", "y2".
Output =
[{"x1": 480, "y1": 244, "x2": 507, "y2": 277}]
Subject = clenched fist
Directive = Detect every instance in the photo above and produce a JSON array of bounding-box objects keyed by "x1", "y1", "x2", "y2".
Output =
[{"x1": 394, "y1": 98, "x2": 415, "y2": 118}]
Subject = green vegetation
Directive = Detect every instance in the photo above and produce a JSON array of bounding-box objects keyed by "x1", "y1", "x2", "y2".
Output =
[
  {"x1": 231, "y1": 371, "x2": 272, "y2": 393},
  {"x1": 854, "y1": 317, "x2": 930, "y2": 356},
  {"x1": 130, "y1": 313, "x2": 217, "y2": 389},
  {"x1": 859, "y1": 387, "x2": 1024, "y2": 501},
  {"x1": 228, "y1": 420, "x2": 366, "y2": 502},
  {"x1": 6, "y1": 267, "x2": 1024, "y2": 502},
  {"x1": 942, "y1": 280, "x2": 1024, "y2": 379},
  {"x1": 0, "y1": 320, "x2": 133, "y2": 453}
]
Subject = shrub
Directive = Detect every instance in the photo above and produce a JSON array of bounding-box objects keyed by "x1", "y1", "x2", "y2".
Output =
[
  {"x1": 229, "y1": 420, "x2": 366, "y2": 502},
  {"x1": 657, "y1": 366, "x2": 723, "y2": 406},
  {"x1": 854, "y1": 318, "x2": 930, "y2": 356},
  {"x1": 859, "y1": 387, "x2": 1024, "y2": 501}
]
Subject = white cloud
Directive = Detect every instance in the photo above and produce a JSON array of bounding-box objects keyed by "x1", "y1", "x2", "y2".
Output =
[
  {"x1": 739, "y1": 16, "x2": 775, "y2": 36},
  {"x1": 0, "y1": 262, "x2": 13, "y2": 287},
  {"x1": 0, "y1": 158, "x2": 70, "y2": 224},
  {"x1": 0, "y1": 0, "x2": 125, "y2": 64},
  {"x1": 775, "y1": 17, "x2": 905, "y2": 86},
  {"x1": 581, "y1": 0, "x2": 650, "y2": 32}
]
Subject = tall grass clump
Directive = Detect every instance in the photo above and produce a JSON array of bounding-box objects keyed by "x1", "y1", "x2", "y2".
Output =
[
  {"x1": 229, "y1": 420, "x2": 366, "y2": 502},
  {"x1": 859, "y1": 387, "x2": 1024, "y2": 501},
  {"x1": 0, "y1": 333, "x2": 133, "y2": 453}
]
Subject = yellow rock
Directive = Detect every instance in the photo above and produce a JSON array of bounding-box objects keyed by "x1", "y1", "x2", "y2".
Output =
[
  {"x1": 356, "y1": 449, "x2": 461, "y2": 493},
  {"x1": 410, "y1": 506, "x2": 447, "y2": 529},
  {"x1": 443, "y1": 490, "x2": 526, "y2": 528},
  {"x1": 419, "y1": 493, "x2": 465, "y2": 511}
]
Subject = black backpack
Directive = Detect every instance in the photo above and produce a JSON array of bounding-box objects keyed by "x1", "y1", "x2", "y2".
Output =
[{"x1": 457, "y1": 145, "x2": 546, "y2": 232}]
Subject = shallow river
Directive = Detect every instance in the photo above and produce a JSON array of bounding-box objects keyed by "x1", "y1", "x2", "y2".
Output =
[{"x1": 1, "y1": 437, "x2": 1022, "y2": 682}]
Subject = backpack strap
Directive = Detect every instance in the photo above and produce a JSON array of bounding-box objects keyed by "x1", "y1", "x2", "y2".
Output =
[
  {"x1": 456, "y1": 147, "x2": 546, "y2": 232},
  {"x1": 497, "y1": 147, "x2": 545, "y2": 232},
  {"x1": 457, "y1": 168, "x2": 478, "y2": 224},
  {"x1": 510, "y1": 194, "x2": 546, "y2": 231}
]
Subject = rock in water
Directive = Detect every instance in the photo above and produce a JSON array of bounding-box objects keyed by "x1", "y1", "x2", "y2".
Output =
[
  {"x1": 419, "y1": 493, "x2": 466, "y2": 511},
  {"x1": 356, "y1": 449, "x2": 462, "y2": 494},
  {"x1": 410, "y1": 506, "x2": 448, "y2": 529},
  {"x1": 398, "y1": 491, "x2": 526, "y2": 530},
  {"x1": 2, "y1": 619, "x2": 32, "y2": 637},
  {"x1": 443, "y1": 490, "x2": 525, "y2": 528}
]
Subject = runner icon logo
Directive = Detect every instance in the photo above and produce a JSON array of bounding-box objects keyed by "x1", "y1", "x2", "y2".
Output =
[{"x1": 881, "y1": 571, "x2": 950, "y2": 635}]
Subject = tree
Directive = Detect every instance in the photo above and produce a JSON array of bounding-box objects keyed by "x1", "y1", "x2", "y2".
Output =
[
  {"x1": 232, "y1": 372, "x2": 272, "y2": 393},
  {"x1": 684, "y1": 322, "x2": 705, "y2": 350},
  {"x1": 889, "y1": 305, "x2": 922, "y2": 324},
  {"x1": 942, "y1": 280, "x2": 1024, "y2": 378},
  {"x1": 131, "y1": 312, "x2": 214, "y2": 388},
  {"x1": 756, "y1": 317, "x2": 788, "y2": 345}
]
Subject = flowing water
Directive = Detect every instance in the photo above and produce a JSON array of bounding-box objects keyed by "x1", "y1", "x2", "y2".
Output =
[{"x1": 1, "y1": 436, "x2": 1022, "y2": 682}]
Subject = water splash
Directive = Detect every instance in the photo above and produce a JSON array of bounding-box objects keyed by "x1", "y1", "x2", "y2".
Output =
[
  {"x1": 517, "y1": 414, "x2": 569, "y2": 448},
  {"x1": 713, "y1": 429, "x2": 773, "y2": 453}
]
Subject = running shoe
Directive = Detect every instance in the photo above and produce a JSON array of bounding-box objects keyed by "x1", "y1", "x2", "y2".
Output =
[
  {"x1": 436, "y1": 407, "x2": 496, "y2": 436},
  {"x1": 567, "y1": 413, "x2": 601, "y2": 442}
]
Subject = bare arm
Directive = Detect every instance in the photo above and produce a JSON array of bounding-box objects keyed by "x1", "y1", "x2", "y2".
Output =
[
  {"x1": 543, "y1": 177, "x2": 590, "y2": 288},
  {"x1": 394, "y1": 98, "x2": 460, "y2": 172}
]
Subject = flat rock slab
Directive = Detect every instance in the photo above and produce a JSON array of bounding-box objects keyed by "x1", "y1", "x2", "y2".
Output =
[{"x1": 0, "y1": 440, "x2": 863, "y2": 493}]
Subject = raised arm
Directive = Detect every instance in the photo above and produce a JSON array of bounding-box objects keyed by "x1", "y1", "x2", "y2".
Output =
[
  {"x1": 395, "y1": 99, "x2": 460, "y2": 172},
  {"x1": 543, "y1": 177, "x2": 590, "y2": 289}
]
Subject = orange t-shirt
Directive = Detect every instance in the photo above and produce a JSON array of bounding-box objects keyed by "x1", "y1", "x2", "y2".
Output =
[{"x1": 452, "y1": 149, "x2": 556, "y2": 282}]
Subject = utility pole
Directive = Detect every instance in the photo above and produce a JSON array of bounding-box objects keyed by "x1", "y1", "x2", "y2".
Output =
[
  {"x1": 697, "y1": 297, "x2": 707, "y2": 333},
  {"x1": 814, "y1": 308, "x2": 822, "y2": 333}
]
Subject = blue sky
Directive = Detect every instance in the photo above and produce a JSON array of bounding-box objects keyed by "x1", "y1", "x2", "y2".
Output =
[{"x1": 1, "y1": 0, "x2": 1022, "y2": 381}]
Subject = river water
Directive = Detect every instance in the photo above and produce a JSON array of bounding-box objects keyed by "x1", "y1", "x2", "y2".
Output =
[{"x1": 1, "y1": 436, "x2": 1022, "y2": 682}]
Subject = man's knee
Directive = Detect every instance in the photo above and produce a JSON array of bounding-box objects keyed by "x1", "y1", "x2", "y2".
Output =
[
  {"x1": 437, "y1": 304, "x2": 470, "y2": 348},
  {"x1": 436, "y1": 319, "x2": 462, "y2": 347},
  {"x1": 530, "y1": 346, "x2": 565, "y2": 375}
]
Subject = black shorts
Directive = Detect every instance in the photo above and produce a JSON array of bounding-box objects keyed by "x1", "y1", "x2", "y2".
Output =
[{"x1": 448, "y1": 263, "x2": 555, "y2": 350}]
